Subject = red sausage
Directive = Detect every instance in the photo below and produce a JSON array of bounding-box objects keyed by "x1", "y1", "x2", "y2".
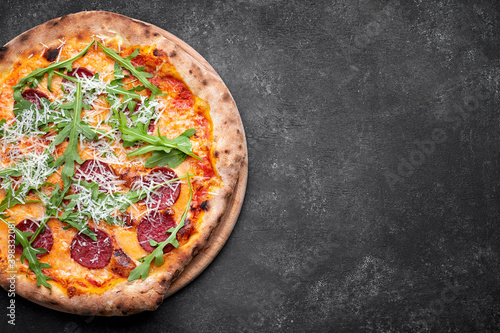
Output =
[
  {"x1": 134, "y1": 167, "x2": 181, "y2": 210},
  {"x1": 21, "y1": 89, "x2": 49, "y2": 109},
  {"x1": 70, "y1": 228, "x2": 113, "y2": 269},
  {"x1": 137, "y1": 212, "x2": 177, "y2": 253},
  {"x1": 14, "y1": 219, "x2": 53, "y2": 258}
]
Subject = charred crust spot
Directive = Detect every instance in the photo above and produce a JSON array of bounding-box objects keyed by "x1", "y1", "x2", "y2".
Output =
[
  {"x1": 52, "y1": 21, "x2": 59, "y2": 26},
  {"x1": 160, "y1": 277, "x2": 168, "y2": 286},
  {"x1": 153, "y1": 49, "x2": 159, "y2": 56},
  {"x1": 20, "y1": 34, "x2": 30, "y2": 42},
  {"x1": 44, "y1": 47, "x2": 60, "y2": 62},
  {"x1": 116, "y1": 303, "x2": 122, "y2": 309},
  {"x1": 200, "y1": 200, "x2": 209, "y2": 210},
  {"x1": 0, "y1": 46, "x2": 6, "y2": 52},
  {"x1": 224, "y1": 149, "x2": 230, "y2": 154},
  {"x1": 214, "y1": 151, "x2": 219, "y2": 158},
  {"x1": 169, "y1": 51, "x2": 177, "y2": 58},
  {"x1": 201, "y1": 79, "x2": 208, "y2": 86},
  {"x1": 222, "y1": 92, "x2": 230, "y2": 101},
  {"x1": 145, "y1": 29, "x2": 150, "y2": 36},
  {"x1": 67, "y1": 286, "x2": 76, "y2": 298},
  {"x1": 237, "y1": 129, "x2": 241, "y2": 134},
  {"x1": 122, "y1": 310, "x2": 128, "y2": 315},
  {"x1": 189, "y1": 69, "x2": 193, "y2": 74},
  {"x1": 50, "y1": 301, "x2": 59, "y2": 305},
  {"x1": 156, "y1": 296, "x2": 163, "y2": 306},
  {"x1": 153, "y1": 32, "x2": 159, "y2": 36},
  {"x1": 0, "y1": 54, "x2": 4, "y2": 60}
]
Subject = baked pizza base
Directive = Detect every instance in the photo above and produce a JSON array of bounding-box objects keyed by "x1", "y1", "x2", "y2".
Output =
[{"x1": 0, "y1": 11, "x2": 246, "y2": 315}]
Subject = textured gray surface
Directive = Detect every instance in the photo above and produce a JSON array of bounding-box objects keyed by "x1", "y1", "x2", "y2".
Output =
[{"x1": 1, "y1": 0, "x2": 500, "y2": 332}]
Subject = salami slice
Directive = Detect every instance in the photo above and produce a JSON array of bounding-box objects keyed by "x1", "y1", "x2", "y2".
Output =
[
  {"x1": 70, "y1": 228, "x2": 113, "y2": 269},
  {"x1": 62, "y1": 67, "x2": 94, "y2": 93},
  {"x1": 14, "y1": 219, "x2": 53, "y2": 258},
  {"x1": 21, "y1": 89, "x2": 49, "y2": 109},
  {"x1": 137, "y1": 212, "x2": 177, "y2": 253},
  {"x1": 74, "y1": 159, "x2": 119, "y2": 193},
  {"x1": 135, "y1": 167, "x2": 181, "y2": 210},
  {"x1": 66, "y1": 67, "x2": 94, "y2": 79}
]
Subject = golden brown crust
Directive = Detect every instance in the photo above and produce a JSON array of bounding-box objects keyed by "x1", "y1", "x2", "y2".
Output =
[{"x1": 0, "y1": 11, "x2": 246, "y2": 315}]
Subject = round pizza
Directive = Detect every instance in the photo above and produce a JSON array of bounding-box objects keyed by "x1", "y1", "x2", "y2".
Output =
[{"x1": 0, "y1": 11, "x2": 246, "y2": 315}]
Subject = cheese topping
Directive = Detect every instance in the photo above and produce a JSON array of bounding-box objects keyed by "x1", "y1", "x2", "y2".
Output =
[{"x1": 0, "y1": 39, "x2": 221, "y2": 294}]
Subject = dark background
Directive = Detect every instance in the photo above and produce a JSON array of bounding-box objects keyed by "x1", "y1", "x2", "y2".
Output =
[{"x1": 1, "y1": 0, "x2": 500, "y2": 332}]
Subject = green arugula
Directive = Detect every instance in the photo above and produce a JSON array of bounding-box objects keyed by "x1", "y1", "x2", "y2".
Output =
[
  {"x1": 118, "y1": 113, "x2": 200, "y2": 167},
  {"x1": 12, "y1": 41, "x2": 94, "y2": 101},
  {"x1": 0, "y1": 151, "x2": 56, "y2": 212},
  {"x1": 53, "y1": 82, "x2": 97, "y2": 188},
  {"x1": 105, "y1": 61, "x2": 156, "y2": 131},
  {"x1": 128, "y1": 174, "x2": 193, "y2": 281},
  {"x1": 11, "y1": 97, "x2": 72, "y2": 134},
  {"x1": 0, "y1": 217, "x2": 52, "y2": 289},
  {"x1": 0, "y1": 186, "x2": 41, "y2": 213},
  {"x1": 98, "y1": 43, "x2": 196, "y2": 168},
  {"x1": 96, "y1": 42, "x2": 162, "y2": 97},
  {"x1": 41, "y1": 183, "x2": 100, "y2": 240}
]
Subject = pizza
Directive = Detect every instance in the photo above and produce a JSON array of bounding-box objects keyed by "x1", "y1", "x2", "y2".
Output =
[{"x1": 0, "y1": 11, "x2": 246, "y2": 315}]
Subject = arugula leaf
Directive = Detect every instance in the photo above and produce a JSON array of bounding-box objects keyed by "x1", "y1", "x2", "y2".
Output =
[
  {"x1": 0, "y1": 162, "x2": 23, "y2": 178},
  {"x1": 117, "y1": 112, "x2": 200, "y2": 166},
  {"x1": 53, "y1": 82, "x2": 96, "y2": 188},
  {"x1": 0, "y1": 150, "x2": 57, "y2": 212},
  {"x1": 145, "y1": 150, "x2": 187, "y2": 169},
  {"x1": 0, "y1": 217, "x2": 52, "y2": 289},
  {"x1": 11, "y1": 97, "x2": 72, "y2": 134},
  {"x1": 96, "y1": 42, "x2": 162, "y2": 96},
  {"x1": 59, "y1": 212, "x2": 98, "y2": 241},
  {"x1": 12, "y1": 41, "x2": 95, "y2": 102},
  {"x1": 128, "y1": 174, "x2": 193, "y2": 281}
]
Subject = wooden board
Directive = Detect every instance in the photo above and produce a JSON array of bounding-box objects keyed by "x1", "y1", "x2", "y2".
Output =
[{"x1": 166, "y1": 155, "x2": 248, "y2": 297}]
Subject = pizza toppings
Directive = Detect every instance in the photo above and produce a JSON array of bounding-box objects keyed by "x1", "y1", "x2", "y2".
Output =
[
  {"x1": 66, "y1": 67, "x2": 94, "y2": 79},
  {"x1": 128, "y1": 173, "x2": 193, "y2": 281},
  {"x1": 62, "y1": 67, "x2": 94, "y2": 92},
  {"x1": 0, "y1": 217, "x2": 52, "y2": 288},
  {"x1": 0, "y1": 39, "x2": 211, "y2": 289},
  {"x1": 70, "y1": 228, "x2": 113, "y2": 269},
  {"x1": 135, "y1": 167, "x2": 181, "y2": 210},
  {"x1": 14, "y1": 219, "x2": 53, "y2": 258},
  {"x1": 137, "y1": 212, "x2": 177, "y2": 253},
  {"x1": 74, "y1": 159, "x2": 121, "y2": 193},
  {"x1": 20, "y1": 89, "x2": 50, "y2": 109}
]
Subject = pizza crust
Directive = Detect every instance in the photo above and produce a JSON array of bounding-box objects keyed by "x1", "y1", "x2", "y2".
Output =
[{"x1": 0, "y1": 11, "x2": 246, "y2": 315}]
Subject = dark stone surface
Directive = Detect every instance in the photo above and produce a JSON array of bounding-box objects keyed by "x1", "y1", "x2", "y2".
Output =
[{"x1": 1, "y1": 0, "x2": 500, "y2": 332}]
